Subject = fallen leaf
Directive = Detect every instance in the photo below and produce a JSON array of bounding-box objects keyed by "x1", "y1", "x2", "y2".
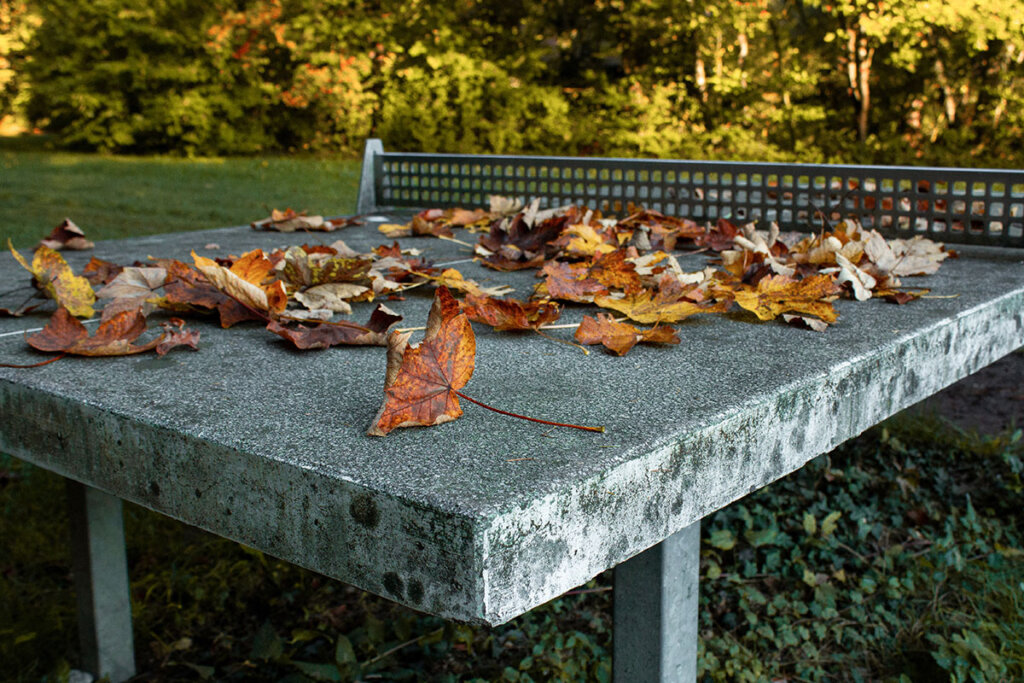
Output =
[
  {"x1": 294, "y1": 283, "x2": 372, "y2": 314},
  {"x1": 461, "y1": 293, "x2": 560, "y2": 331},
  {"x1": 156, "y1": 318, "x2": 201, "y2": 355},
  {"x1": 82, "y1": 257, "x2": 123, "y2": 285},
  {"x1": 574, "y1": 313, "x2": 679, "y2": 355},
  {"x1": 268, "y1": 304, "x2": 401, "y2": 350},
  {"x1": 96, "y1": 267, "x2": 168, "y2": 314},
  {"x1": 9, "y1": 241, "x2": 96, "y2": 318},
  {"x1": 368, "y1": 287, "x2": 475, "y2": 435},
  {"x1": 26, "y1": 307, "x2": 195, "y2": 357},
  {"x1": 594, "y1": 289, "x2": 728, "y2": 324},
  {"x1": 535, "y1": 260, "x2": 609, "y2": 303},
  {"x1": 39, "y1": 218, "x2": 94, "y2": 250},
  {"x1": 192, "y1": 249, "x2": 287, "y2": 317},
  {"x1": 732, "y1": 274, "x2": 840, "y2": 323},
  {"x1": 250, "y1": 209, "x2": 356, "y2": 232}
]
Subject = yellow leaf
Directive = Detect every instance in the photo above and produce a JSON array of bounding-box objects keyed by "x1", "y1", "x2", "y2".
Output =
[{"x1": 9, "y1": 240, "x2": 95, "y2": 318}]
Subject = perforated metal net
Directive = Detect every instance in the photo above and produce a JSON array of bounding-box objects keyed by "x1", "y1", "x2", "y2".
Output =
[{"x1": 374, "y1": 152, "x2": 1024, "y2": 247}]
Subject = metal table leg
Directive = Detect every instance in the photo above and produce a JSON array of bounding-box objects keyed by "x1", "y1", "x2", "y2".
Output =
[
  {"x1": 67, "y1": 480, "x2": 136, "y2": 683},
  {"x1": 613, "y1": 520, "x2": 701, "y2": 682}
]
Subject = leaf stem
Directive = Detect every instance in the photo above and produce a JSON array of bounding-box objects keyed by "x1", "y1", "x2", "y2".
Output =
[
  {"x1": 454, "y1": 390, "x2": 604, "y2": 433},
  {"x1": 0, "y1": 352, "x2": 67, "y2": 368},
  {"x1": 437, "y1": 234, "x2": 476, "y2": 249},
  {"x1": 532, "y1": 327, "x2": 589, "y2": 355}
]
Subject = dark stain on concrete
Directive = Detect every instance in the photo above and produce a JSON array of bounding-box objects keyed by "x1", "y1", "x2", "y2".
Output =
[
  {"x1": 149, "y1": 481, "x2": 161, "y2": 496},
  {"x1": 350, "y1": 494, "x2": 380, "y2": 529},
  {"x1": 408, "y1": 579, "x2": 424, "y2": 604},
  {"x1": 383, "y1": 571, "x2": 404, "y2": 599}
]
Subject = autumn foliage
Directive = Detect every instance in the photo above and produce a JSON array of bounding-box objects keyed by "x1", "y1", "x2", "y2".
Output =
[{"x1": 2, "y1": 203, "x2": 953, "y2": 434}]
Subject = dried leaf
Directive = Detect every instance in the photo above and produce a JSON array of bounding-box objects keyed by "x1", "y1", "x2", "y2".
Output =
[
  {"x1": 368, "y1": 287, "x2": 475, "y2": 435},
  {"x1": 536, "y1": 260, "x2": 609, "y2": 303},
  {"x1": 9, "y1": 241, "x2": 96, "y2": 318},
  {"x1": 82, "y1": 257, "x2": 123, "y2": 285},
  {"x1": 594, "y1": 289, "x2": 728, "y2": 324},
  {"x1": 732, "y1": 274, "x2": 840, "y2": 323},
  {"x1": 156, "y1": 318, "x2": 201, "y2": 355},
  {"x1": 192, "y1": 250, "x2": 287, "y2": 317},
  {"x1": 574, "y1": 313, "x2": 679, "y2": 356},
  {"x1": 39, "y1": 218, "x2": 94, "y2": 251},
  {"x1": 96, "y1": 267, "x2": 167, "y2": 315},
  {"x1": 294, "y1": 283, "x2": 372, "y2": 314},
  {"x1": 26, "y1": 307, "x2": 195, "y2": 357},
  {"x1": 461, "y1": 293, "x2": 560, "y2": 331},
  {"x1": 268, "y1": 304, "x2": 401, "y2": 350}
]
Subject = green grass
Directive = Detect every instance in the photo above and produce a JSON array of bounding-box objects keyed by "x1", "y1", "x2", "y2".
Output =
[{"x1": 0, "y1": 136, "x2": 362, "y2": 248}]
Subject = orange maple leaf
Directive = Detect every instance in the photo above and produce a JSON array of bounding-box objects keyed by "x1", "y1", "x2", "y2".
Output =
[
  {"x1": 26, "y1": 307, "x2": 198, "y2": 357},
  {"x1": 461, "y1": 293, "x2": 560, "y2": 331},
  {"x1": 574, "y1": 313, "x2": 680, "y2": 356},
  {"x1": 368, "y1": 286, "x2": 476, "y2": 435}
]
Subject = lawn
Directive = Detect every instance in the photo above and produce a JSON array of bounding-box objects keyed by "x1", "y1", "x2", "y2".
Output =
[
  {"x1": 0, "y1": 141, "x2": 1022, "y2": 682},
  {"x1": 0, "y1": 136, "x2": 362, "y2": 248}
]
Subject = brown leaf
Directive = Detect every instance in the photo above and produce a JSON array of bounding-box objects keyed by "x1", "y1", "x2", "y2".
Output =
[
  {"x1": 25, "y1": 307, "x2": 189, "y2": 357},
  {"x1": 158, "y1": 259, "x2": 263, "y2": 328},
  {"x1": 461, "y1": 293, "x2": 560, "y2": 331},
  {"x1": 368, "y1": 287, "x2": 475, "y2": 435},
  {"x1": 696, "y1": 218, "x2": 741, "y2": 251},
  {"x1": 156, "y1": 318, "x2": 201, "y2": 355},
  {"x1": 39, "y1": 218, "x2": 94, "y2": 251},
  {"x1": 574, "y1": 313, "x2": 680, "y2": 356},
  {"x1": 82, "y1": 257, "x2": 123, "y2": 285},
  {"x1": 267, "y1": 304, "x2": 401, "y2": 350},
  {"x1": 250, "y1": 209, "x2": 357, "y2": 232},
  {"x1": 477, "y1": 210, "x2": 571, "y2": 270},
  {"x1": 36, "y1": 219, "x2": 92, "y2": 252},
  {"x1": 535, "y1": 260, "x2": 609, "y2": 303}
]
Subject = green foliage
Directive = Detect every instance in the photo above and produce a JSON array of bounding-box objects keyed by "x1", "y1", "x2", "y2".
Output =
[{"x1": 11, "y1": 0, "x2": 1024, "y2": 163}]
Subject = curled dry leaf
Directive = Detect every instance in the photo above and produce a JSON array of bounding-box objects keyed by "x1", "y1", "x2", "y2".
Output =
[
  {"x1": 267, "y1": 304, "x2": 402, "y2": 350},
  {"x1": 156, "y1": 317, "x2": 201, "y2": 355},
  {"x1": 368, "y1": 287, "x2": 475, "y2": 436},
  {"x1": 294, "y1": 283, "x2": 372, "y2": 314},
  {"x1": 26, "y1": 307, "x2": 198, "y2": 357},
  {"x1": 9, "y1": 241, "x2": 96, "y2": 318},
  {"x1": 461, "y1": 293, "x2": 560, "y2": 331},
  {"x1": 251, "y1": 209, "x2": 358, "y2": 232},
  {"x1": 574, "y1": 313, "x2": 680, "y2": 356},
  {"x1": 731, "y1": 274, "x2": 841, "y2": 323},
  {"x1": 39, "y1": 218, "x2": 94, "y2": 251},
  {"x1": 192, "y1": 249, "x2": 287, "y2": 317},
  {"x1": 412, "y1": 268, "x2": 514, "y2": 298}
]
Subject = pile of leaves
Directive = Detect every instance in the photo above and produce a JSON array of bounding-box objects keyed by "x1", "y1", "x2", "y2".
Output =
[{"x1": 2, "y1": 203, "x2": 953, "y2": 434}]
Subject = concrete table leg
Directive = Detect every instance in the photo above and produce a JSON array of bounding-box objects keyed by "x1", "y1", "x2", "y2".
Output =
[
  {"x1": 66, "y1": 480, "x2": 136, "y2": 683},
  {"x1": 613, "y1": 520, "x2": 701, "y2": 682}
]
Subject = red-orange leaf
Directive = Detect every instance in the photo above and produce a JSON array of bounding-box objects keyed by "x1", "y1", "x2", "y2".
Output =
[
  {"x1": 461, "y1": 293, "x2": 560, "y2": 331},
  {"x1": 26, "y1": 307, "x2": 197, "y2": 357},
  {"x1": 368, "y1": 286, "x2": 475, "y2": 436},
  {"x1": 574, "y1": 313, "x2": 680, "y2": 356}
]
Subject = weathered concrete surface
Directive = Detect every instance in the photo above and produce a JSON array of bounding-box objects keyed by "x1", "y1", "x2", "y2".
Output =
[{"x1": 1, "y1": 224, "x2": 1022, "y2": 624}]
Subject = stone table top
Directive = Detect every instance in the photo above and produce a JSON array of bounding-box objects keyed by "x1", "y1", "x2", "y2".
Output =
[{"x1": 1, "y1": 219, "x2": 1022, "y2": 624}]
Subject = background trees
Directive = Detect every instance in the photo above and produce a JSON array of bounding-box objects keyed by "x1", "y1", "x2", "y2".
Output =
[{"x1": 6, "y1": 0, "x2": 1024, "y2": 164}]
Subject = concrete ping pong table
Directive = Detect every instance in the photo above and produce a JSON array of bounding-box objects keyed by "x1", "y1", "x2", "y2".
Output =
[{"x1": 2, "y1": 141, "x2": 1023, "y2": 681}]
